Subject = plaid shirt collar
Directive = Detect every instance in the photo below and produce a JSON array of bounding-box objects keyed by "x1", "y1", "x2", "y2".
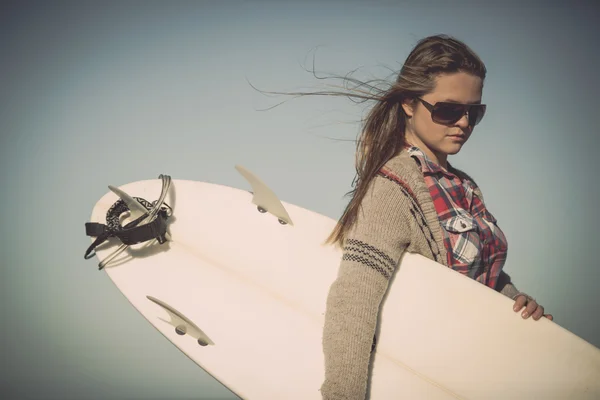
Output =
[{"x1": 404, "y1": 144, "x2": 458, "y2": 179}]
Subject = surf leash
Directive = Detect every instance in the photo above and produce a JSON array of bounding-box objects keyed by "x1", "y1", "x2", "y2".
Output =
[{"x1": 84, "y1": 174, "x2": 173, "y2": 270}]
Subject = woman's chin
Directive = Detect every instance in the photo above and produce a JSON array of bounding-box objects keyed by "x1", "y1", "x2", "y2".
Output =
[{"x1": 442, "y1": 141, "x2": 466, "y2": 155}]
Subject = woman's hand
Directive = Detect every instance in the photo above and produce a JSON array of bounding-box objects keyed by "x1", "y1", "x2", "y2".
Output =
[{"x1": 513, "y1": 294, "x2": 553, "y2": 321}]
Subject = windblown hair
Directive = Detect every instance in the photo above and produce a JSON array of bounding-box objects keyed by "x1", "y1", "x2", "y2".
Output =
[{"x1": 254, "y1": 35, "x2": 487, "y2": 246}]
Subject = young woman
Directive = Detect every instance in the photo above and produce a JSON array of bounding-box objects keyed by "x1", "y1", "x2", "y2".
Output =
[{"x1": 317, "y1": 35, "x2": 553, "y2": 399}]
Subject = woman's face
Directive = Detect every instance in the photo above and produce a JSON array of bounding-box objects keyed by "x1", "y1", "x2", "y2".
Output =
[{"x1": 402, "y1": 72, "x2": 483, "y2": 168}]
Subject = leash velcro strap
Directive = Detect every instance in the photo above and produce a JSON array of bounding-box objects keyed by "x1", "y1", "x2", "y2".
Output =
[
  {"x1": 84, "y1": 196, "x2": 171, "y2": 260},
  {"x1": 116, "y1": 209, "x2": 169, "y2": 246},
  {"x1": 85, "y1": 222, "x2": 111, "y2": 238}
]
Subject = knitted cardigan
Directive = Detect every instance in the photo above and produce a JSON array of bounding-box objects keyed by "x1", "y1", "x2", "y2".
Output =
[{"x1": 320, "y1": 150, "x2": 520, "y2": 399}]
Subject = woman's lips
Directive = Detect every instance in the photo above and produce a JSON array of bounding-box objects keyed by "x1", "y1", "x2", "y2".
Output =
[{"x1": 448, "y1": 134, "x2": 466, "y2": 141}]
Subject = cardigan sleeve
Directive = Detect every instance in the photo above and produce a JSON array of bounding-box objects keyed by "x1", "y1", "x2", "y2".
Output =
[
  {"x1": 496, "y1": 270, "x2": 521, "y2": 299},
  {"x1": 320, "y1": 175, "x2": 414, "y2": 400}
]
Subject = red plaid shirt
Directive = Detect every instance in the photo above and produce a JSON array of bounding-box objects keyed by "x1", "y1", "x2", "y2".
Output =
[{"x1": 406, "y1": 145, "x2": 508, "y2": 289}]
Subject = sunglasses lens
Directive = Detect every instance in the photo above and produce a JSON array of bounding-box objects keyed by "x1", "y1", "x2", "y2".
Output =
[
  {"x1": 432, "y1": 103, "x2": 466, "y2": 124},
  {"x1": 432, "y1": 103, "x2": 486, "y2": 126},
  {"x1": 469, "y1": 105, "x2": 486, "y2": 126}
]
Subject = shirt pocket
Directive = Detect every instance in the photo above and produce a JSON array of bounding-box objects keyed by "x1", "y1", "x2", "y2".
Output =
[{"x1": 441, "y1": 214, "x2": 481, "y2": 265}]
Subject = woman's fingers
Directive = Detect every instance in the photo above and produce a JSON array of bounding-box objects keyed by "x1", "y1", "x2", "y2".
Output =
[
  {"x1": 522, "y1": 299, "x2": 538, "y2": 319},
  {"x1": 513, "y1": 295, "x2": 550, "y2": 321},
  {"x1": 531, "y1": 305, "x2": 545, "y2": 320},
  {"x1": 513, "y1": 295, "x2": 528, "y2": 312}
]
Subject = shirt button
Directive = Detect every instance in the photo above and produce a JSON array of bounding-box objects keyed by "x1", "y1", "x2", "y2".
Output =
[{"x1": 460, "y1": 222, "x2": 467, "y2": 228}]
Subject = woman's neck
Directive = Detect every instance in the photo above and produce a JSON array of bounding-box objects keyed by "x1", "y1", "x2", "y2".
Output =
[{"x1": 404, "y1": 139, "x2": 448, "y2": 170}]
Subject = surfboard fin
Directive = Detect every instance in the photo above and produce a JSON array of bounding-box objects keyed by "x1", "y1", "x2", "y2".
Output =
[
  {"x1": 147, "y1": 295, "x2": 215, "y2": 346},
  {"x1": 234, "y1": 165, "x2": 294, "y2": 226},
  {"x1": 107, "y1": 184, "x2": 173, "y2": 243},
  {"x1": 108, "y1": 185, "x2": 149, "y2": 221}
]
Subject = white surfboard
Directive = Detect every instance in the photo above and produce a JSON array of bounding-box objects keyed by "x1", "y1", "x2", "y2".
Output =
[{"x1": 85, "y1": 169, "x2": 600, "y2": 400}]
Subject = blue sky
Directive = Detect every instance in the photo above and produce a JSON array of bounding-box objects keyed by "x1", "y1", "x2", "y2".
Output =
[{"x1": 1, "y1": 1, "x2": 598, "y2": 399}]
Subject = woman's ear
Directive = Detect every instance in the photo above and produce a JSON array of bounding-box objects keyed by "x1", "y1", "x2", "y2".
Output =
[{"x1": 401, "y1": 100, "x2": 414, "y2": 118}]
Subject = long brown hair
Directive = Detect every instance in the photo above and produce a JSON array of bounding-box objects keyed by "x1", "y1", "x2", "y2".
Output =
[{"x1": 253, "y1": 35, "x2": 487, "y2": 246}]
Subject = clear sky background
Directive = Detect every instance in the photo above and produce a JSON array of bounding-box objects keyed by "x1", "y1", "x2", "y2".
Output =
[{"x1": 1, "y1": 1, "x2": 598, "y2": 399}]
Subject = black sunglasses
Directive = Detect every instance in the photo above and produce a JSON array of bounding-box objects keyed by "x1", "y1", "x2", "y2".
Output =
[{"x1": 417, "y1": 98, "x2": 487, "y2": 127}]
